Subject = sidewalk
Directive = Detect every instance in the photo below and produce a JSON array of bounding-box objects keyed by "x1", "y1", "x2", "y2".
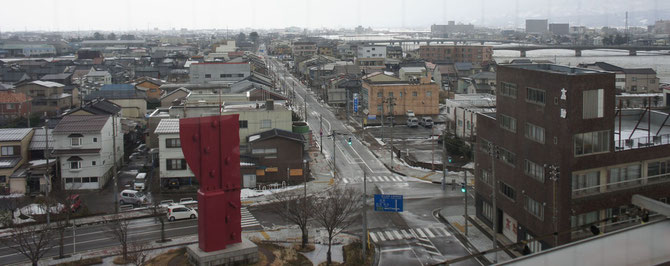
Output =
[{"x1": 438, "y1": 210, "x2": 518, "y2": 264}]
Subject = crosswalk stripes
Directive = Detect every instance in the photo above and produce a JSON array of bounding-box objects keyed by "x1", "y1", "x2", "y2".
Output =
[
  {"x1": 369, "y1": 227, "x2": 451, "y2": 243},
  {"x1": 341, "y1": 175, "x2": 406, "y2": 184},
  {"x1": 241, "y1": 207, "x2": 261, "y2": 229}
]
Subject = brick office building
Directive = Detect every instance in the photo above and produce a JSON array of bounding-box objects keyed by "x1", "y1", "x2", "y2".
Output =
[
  {"x1": 418, "y1": 45, "x2": 492, "y2": 65},
  {"x1": 475, "y1": 64, "x2": 670, "y2": 254}
]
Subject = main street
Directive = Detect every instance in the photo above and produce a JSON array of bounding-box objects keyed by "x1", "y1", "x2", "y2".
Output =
[{"x1": 264, "y1": 50, "x2": 478, "y2": 265}]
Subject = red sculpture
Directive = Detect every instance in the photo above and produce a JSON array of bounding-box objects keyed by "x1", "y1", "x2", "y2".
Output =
[{"x1": 180, "y1": 115, "x2": 242, "y2": 252}]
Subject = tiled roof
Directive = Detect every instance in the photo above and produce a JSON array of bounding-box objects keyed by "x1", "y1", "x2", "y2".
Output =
[
  {"x1": 30, "y1": 80, "x2": 65, "y2": 88},
  {"x1": 52, "y1": 149, "x2": 101, "y2": 155},
  {"x1": 53, "y1": 115, "x2": 109, "y2": 133},
  {"x1": 160, "y1": 87, "x2": 190, "y2": 100},
  {"x1": 41, "y1": 73, "x2": 73, "y2": 80},
  {"x1": 0, "y1": 91, "x2": 31, "y2": 103},
  {"x1": 0, "y1": 157, "x2": 22, "y2": 169},
  {"x1": 154, "y1": 119, "x2": 180, "y2": 134},
  {"x1": 29, "y1": 128, "x2": 54, "y2": 151},
  {"x1": 66, "y1": 99, "x2": 121, "y2": 115},
  {"x1": 100, "y1": 84, "x2": 135, "y2": 91},
  {"x1": 84, "y1": 89, "x2": 146, "y2": 100},
  {"x1": 248, "y1": 128, "x2": 304, "y2": 143},
  {"x1": 622, "y1": 68, "x2": 656, "y2": 75},
  {"x1": 0, "y1": 128, "x2": 33, "y2": 142}
]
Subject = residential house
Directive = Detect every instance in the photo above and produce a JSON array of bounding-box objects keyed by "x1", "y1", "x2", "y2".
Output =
[
  {"x1": 134, "y1": 67, "x2": 160, "y2": 79},
  {"x1": 433, "y1": 63, "x2": 457, "y2": 90},
  {"x1": 326, "y1": 76, "x2": 362, "y2": 106},
  {"x1": 387, "y1": 46, "x2": 403, "y2": 59},
  {"x1": 85, "y1": 67, "x2": 112, "y2": 85},
  {"x1": 85, "y1": 84, "x2": 147, "y2": 122},
  {"x1": 362, "y1": 72, "x2": 440, "y2": 116},
  {"x1": 154, "y1": 119, "x2": 194, "y2": 190},
  {"x1": 168, "y1": 69, "x2": 190, "y2": 83},
  {"x1": 292, "y1": 41, "x2": 317, "y2": 58},
  {"x1": 0, "y1": 91, "x2": 31, "y2": 122},
  {"x1": 133, "y1": 77, "x2": 166, "y2": 103},
  {"x1": 15, "y1": 81, "x2": 74, "y2": 116},
  {"x1": 0, "y1": 128, "x2": 34, "y2": 194},
  {"x1": 189, "y1": 62, "x2": 251, "y2": 84},
  {"x1": 579, "y1": 62, "x2": 660, "y2": 93},
  {"x1": 160, "y1": 87, "x2": 191, "y2": 107},
  {"x1": 53, "y1": 115, "x2": 123, "y2": 190},
  {"x1": 444, "y1": 94, "x2": 496, "y2": 139},
  {"x1": 41, "y1": 73, "x2": 73, "y2": 86},
  {"x1": 356, "y1": 45, "x2": 386, "y2": 70},
  {"x1": 475, "y1": 64, "x2": 670, "y2": 253},
  {"x1": 248, "y1": 129, "x2": 306, "y2": 185}
]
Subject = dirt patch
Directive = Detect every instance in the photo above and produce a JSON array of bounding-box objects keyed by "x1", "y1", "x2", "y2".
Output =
[
  {"x1": 54, "y1": 257, "x2": 103, "y2": 266},
  {"x1": 256, "y1": 242, "x2": 311, "y2": 266},
  {"x1": 144, "y1": 247, "x2": 187, "y2": 266}
]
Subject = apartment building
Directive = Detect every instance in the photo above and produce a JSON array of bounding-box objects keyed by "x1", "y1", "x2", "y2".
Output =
[
  {"x1": 189, "y1": 62, "x2": 251, "y2": 84},
  {"x1": 0, "y1": 128, "x2": 34, "y2": 194},
  {"x1": 15, "y1": 81, "x2": 75, "y2": 116},
  {"x1": 474, "y1": 64, "x2": 670, "y2": 254},
  {"x1": 419, "y1": 45, "x2": 492, "y2": 65}
]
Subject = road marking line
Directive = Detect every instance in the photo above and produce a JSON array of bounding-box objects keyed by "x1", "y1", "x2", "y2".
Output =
[
  {"x1": 415, "y1": 228, "x2": 427, "y2": 238},
  {"x1": 424, "y1": 228, "x2": 436, "y2": 238},
  {"x1": 401, "y1": 229, "x2": 413, "y2": 239},
  {"x1": 261, "y1": 231, "x2": 270, "y2": 240},
  {"x1": 393, "y1": 230, "x2": 403, "y2": 239},
  {"x1": 377, "y1": 232, "x2": 386, "y2": 242},
  {"x1": 370, "y1": 233, "x2": 378, "y2": 242},
  {"x1": 380, "y1": 247, "x2": 412, "y2": 253},
  {"x1": 385, "y1": 231, "x2": 395, "y2": 241},
  {"x1": 383, "y1": 176, "x2": 391, "y2": 182},
  {"x1": 437, "y1": 227, "x2": 451, "y2": 237},
  {"x1": 343, "y1": 178, "x2": 349, "y2": 184}
]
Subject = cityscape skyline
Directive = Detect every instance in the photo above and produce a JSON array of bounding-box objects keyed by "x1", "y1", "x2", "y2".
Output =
[{"x1": 0, "y1": 0, "x2": 668, "y2": 32}]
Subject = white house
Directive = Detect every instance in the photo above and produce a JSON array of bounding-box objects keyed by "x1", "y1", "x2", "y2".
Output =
[
  {"x1": 53, "y1": 115, "x2": 123, "y2": 190},
  {"x1": 85, "y1": 67, "x2": 112, "y2": 85},
  {"x1": 356, "y1": 45, "x2": 387, "y2": 59},
  {"x1": 155, "y1": 119, "x2": 195, "y2": 189},
  {"x1": 445, "y1": 94, "x2": 496, "y2": 139}
]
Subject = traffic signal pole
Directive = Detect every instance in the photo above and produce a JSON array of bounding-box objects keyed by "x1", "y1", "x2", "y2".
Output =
[{"x1": 464, "y1": 170, "x2": 468, "y2": 236}]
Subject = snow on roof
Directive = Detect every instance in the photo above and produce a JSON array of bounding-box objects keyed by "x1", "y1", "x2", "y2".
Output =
[
  {"x1": 154, "y1": 119, "x2": 180, "y2": 134},
  {"x1": 248, "y1": 135, "x2": 260, "y2": 142},
  {"x1": 31, "y1": 80, "x2": 64, "y2": 88}
]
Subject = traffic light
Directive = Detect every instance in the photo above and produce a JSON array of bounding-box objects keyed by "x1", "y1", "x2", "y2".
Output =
[
  {"x1": 460, "y1": 183, "x2": 466, "y2": 193},
  {"x1": 448, "y1": 156, "x2": 453, "y2": 163},
  {"x1": 348, "y1": 137, "x2": 352, "y2": 145}
]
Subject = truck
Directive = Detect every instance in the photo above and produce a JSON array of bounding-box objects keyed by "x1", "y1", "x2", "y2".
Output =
[{"x1": 133, "y1": 173, "x2": 147, "y2": 191}]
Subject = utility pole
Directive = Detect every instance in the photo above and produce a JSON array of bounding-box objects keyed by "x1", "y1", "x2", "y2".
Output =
[
  {"x1": 303, "y1": 92, "x2": 307, "y2": 120},
  {"x1": 380, "y1": 89, "x2": 384, "y2": 141},
  {"x1": 489, "y1": 143, "x2": 498, "y2": 263},
  {"x1": 44, "y1": 117, "x2": 50, "y2": 226},
  {"x1": 320, "y1": 115, "x2": 323, "y2": 154},
  {"x1": 112, "y1": 114, "x2": 119, "y2": 213},
  {"x1": 442, "y1": 130, "x2": 447, "y2": 191},
  {"x1": 387, "y1": 95, "x2": 396, "y2": 169},
  {"x1": 548, "y1": 165, "x2": 560, "y2": 247},
  {"x1": 346, "y1": 89, "x2": 350, "y2": 121},
  {"x1": 464, "y1": 170, "x2": 468, "y2": 236},
  {"x1": 362, "y1": 170, "x2": 367, "y2": 260},
  {"x1": 332, "y1": 130, "x2": 336, "y2": 178}
]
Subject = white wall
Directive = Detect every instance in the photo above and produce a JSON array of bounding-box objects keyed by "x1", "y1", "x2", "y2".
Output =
[
  {"x1": 158, "y1": 133, "x2": 194, "y2": 180},
  {"x1": 357, "y1": 45, "x2": 387, "y2": 59},
  {"x1": 189, "y1": 63, "x2": 251, "y2": 84}
]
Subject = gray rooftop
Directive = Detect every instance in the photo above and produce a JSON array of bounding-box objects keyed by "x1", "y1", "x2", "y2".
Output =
[
  {"x1": 30, "y1": 128, "x2": 54, "y2": 151},
  {"x1": 0, "y1": 128, "x2": 33, "y2": 142},
  {"x1": 154, "y1": 119, "x2": 180, "y2": 134},
  {"x1": 53, "y1": 115, "x2": 109, "y2": 133},
  {"x1": 504, "y1": 64, "x2": 603, "y2": 75}
]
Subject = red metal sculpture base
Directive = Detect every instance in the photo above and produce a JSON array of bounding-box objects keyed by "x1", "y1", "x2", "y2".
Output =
[{"x1": 180, "y1": 115, "x2": 242, "y2": 252}]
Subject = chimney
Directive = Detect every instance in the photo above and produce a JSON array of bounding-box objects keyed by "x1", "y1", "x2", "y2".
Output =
[{"x1": 266, "y1": 99, "x2": 274, "y2": 110}]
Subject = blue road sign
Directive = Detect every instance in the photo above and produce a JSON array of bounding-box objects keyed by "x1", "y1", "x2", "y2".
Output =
[
  {"x1": 368, "y1": 115, "x2": 376, "y2": 120},
  {"x1": 354, "y1": 98, "x2": 359, "y2": 113},
  {"x1": 374, "y1": 194, "x2": 403, "y2": 212}
]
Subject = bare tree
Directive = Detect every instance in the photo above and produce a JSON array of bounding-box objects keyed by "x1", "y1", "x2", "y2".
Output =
[
  {"x1": 313, "y1": 186, "x2": 362, "y2": 265},
  {"x1": 149, "y1": 202, "x2": 169, "y2": 243},
  {"x1": 104, "y1": 215, "x2": 131, "y2": 262},
  {"x1": 51, "y1": 190, "x2": 77, "y2": 258},
  {"x1": 0, "y1": 196, "x2": 26, "y2": 226},
  {"x1": 0, "y1": 223, "x2": 56, "y2": 266},
  {"x1": 126, "y1": 241, "x2": 149, "y2": 266},
  {"x1": 267, "y1": 190, "x2": 312, "y2": 249}
]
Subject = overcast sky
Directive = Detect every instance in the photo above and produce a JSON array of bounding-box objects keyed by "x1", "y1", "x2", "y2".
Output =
[{"x1": 0, "y1": 0, "x2": 668, "y2": 32}]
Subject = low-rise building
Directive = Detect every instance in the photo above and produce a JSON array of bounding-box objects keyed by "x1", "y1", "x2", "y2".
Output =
[
  {"x1": 85, "y1": 67, "x2": 112, "y2": 85},
  {"x1": 419, "y1": 45, "x2": 492, "y2": 65},
  {"x1": 53, "y1": 115, "x2": 123, "y2": 190},
  {"x1": 362, "y1": 72, "x2": 440, "y2": 116},
  {"x1": 399, "y1": 67, "x2": 427, "y2": 81},
  {"x1": 15, "y1": 81, "x2": 74, "y2": 116},
  {"x1": 85, "y1": 84, "x2": 147, "y2": 121},
  {"x1": 0, "y1": 91, "x2": 31, "y2": 122},
  {"x1": 444, "y1": 94, "x2": 496, "y2": 139},
  {"x1": 0, "y1": 128, "x2": 34, "y2": 194},
  {"x1": 189, "y1": 62, "x2": 251, "y2": 84},
  {"x1": 292, "y1": 41, "x2": 317, "y2": 58},
  {"x1": 579, "y1": 62, "x2": 660, "y2": 92},
  {"x1": 248, "y1": 129, "x2": 306, "y2": 185}
]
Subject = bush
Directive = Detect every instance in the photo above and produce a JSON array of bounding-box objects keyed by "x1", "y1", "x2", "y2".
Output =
[{"x1": 55, "y1": 257, "x2": 103, "y2": 266}]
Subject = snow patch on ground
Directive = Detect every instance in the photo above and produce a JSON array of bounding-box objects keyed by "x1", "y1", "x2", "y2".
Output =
[
  {"x1": 374, "y1": 138, "x2": 385, "y2": 146},
  {"x1": 241, "y1": 185, "x2": 302, "y2": 199}
]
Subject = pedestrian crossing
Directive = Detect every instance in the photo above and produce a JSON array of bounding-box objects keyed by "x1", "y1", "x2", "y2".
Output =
[
  {"x1": 241, "y1": 207, "x2": 261, "y2": 229},
  {"x1": 368, "y1": 227, "x2": 451, "y2": 243},
  {"x1": 341, "y1": 175, "x2": 406, "y2": 184}
]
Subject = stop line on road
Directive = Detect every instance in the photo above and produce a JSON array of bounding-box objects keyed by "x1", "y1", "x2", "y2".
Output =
[{"x1": 341, "y1": 175, "x2": 406, "y2": 184}]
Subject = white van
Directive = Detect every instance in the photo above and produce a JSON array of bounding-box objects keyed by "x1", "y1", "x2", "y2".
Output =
[
  {"x1": 407, "y1": 117, "x2": 419, "y2": 128},
  {"x1": 420, "y1": 117, "x2": 434, "y2": 128},
  {"x1": 134, "y1": 173, "x2": 147, "y2": 191}
]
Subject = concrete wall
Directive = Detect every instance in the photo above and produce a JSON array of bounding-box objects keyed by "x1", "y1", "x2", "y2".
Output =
[{"x1": 189, "y1": 63, "x2": 251, "y2": 84}]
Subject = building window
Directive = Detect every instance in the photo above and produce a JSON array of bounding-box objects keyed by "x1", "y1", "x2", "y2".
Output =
[
  {"x1": 482, "y1": 201, "x2": 493, "y2": 221},
  {"x1": 647, "y1": 159, "x2": 670, "y2": 183},
  {"x1": 608, "y1": 164, "x2": 641, "y2": 189},
  {"x1": 239, "y1": 120, "x2": 248, "y2": 128},
  {"x1": 205, "y1": 74, "x2": 211, "y2": 78},
  {"x1": 524, "y1": 195, "x2": 544, "y2": 220},
  {"x1": 632, "y1": 77, "x2": 637, "y2": 82},
  {"x1": 412, "y1": 91, "x2": 418, "y2": 97},
  {"x1": 571, "y1": 210, "x2": 599, "y2": 228},
  {"x1": 261, "y1": 119, "x2": 272, "y2": 128},
  {"x1": 1, "y1": 146, "x2": 19, "y2": 156},
  {"x1": 377, "y1": 92, "x2": 383, "y2": 97},
  {"x1": 574, "y1": 130, "x2": 610, "y2": 156},
  {"x1": 426, "y1": 91, "x2": 432, "y2": 97},
  {"x1": 6, "y1": 104, "x2": 15, "y2": 110},
  {"x1": 377, "y1": 104, "x2": 383, "y2": 111},
  {"x1": 166, "y1": 159, "x2": 187, "y2": 170},
  {"x1": 480, "y1": 169, "x2": 492, "y2": 186},
  {"x1": 71, "y1": 137, "x2": 82, "y2": 146},
  {"x1": 499, "y1": 114, "x2": 516, "y2": 133},
  {"x1": 572, "y1": 170, "x2": 600, "y2": 196},
  {"x1": 524, "y1": 160, "x2": 545, "y2": 183},
  {"x1": 92, "y1": 161, "x2": 96, "y2": 166},
  {"x1": 499, "y1": 82, "x2": 517, "y2": 98},
  {"x1": 583, "y1": 89, "x2": 604, "y2": 119},
  {"x1": 237, "y1": 74, "x2": 244, "y2": 77},
  {"x1": 166, "y1": 138, "x2": 181, "y2": 148},
  {"x1": 479, "y1": 138, "x2": 491, "y2": 154},
  {"x1": 388, "y1": 92, "x2": 393, "y2": 97},
  {"x1": 525, "y1": 123, "x2": 545, "y2": 144},
  {"x1": 499, "y1": 147, "x2": 516, "y2": 167},
  {"x1": 70, "y1": 161, "x2": 81, "y2": 169},
  {"x1": 0, "y1": 175, "x2": 5, "y2": 183},
  {"x1": 500, "y1": 182, "x2": 516, "y2": 201},
  {"x1": 526, "y1": 87, "x2": 546, "y2": 105},
  {"x1": 93, "y1": 137, "x2": 97, "y2": 142}
]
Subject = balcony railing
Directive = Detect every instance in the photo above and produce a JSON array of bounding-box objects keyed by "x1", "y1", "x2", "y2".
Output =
[
  {"x1": 615, "y1": 134, "x2": 670, "y2": 151},
  {"x1": 572, "y1": 172, "x2": 670, "y2": 198}
]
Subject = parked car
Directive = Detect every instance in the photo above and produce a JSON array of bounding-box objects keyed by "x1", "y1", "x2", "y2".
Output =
[
  {"x1": 135, "y1": 144, "x2": 147, "y2": 153},
  {"x1": 407, "y1": 117, "x2": 419, "y2": 128},
  {"x1": 420, "y1": 117, "x2": 434, "y2": 128},
  {"x1": 406, "y1": 110, "x2": 415, "y2": 117},
  {"x1": 133, "y1": 173, "x2": 147, "y2": 191},
  {"x1": 67, "y1": 194, "x2": 81, "y2": 212},
  {"x1": 166, "y1": 205, "x2": 198, "y2": 221},
  {"x1": 119, "y1": 189, "x2": 148, "y2": 206},
  {"x1": 158, "y1": 200, "x2": 175, "y2": 209}
]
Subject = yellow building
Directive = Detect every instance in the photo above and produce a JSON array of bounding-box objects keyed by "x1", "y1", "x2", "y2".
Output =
[
  {"x1": 362, "y1": 72, "x2": 440, "y2": 116},
  {"x1": 0, "y1": 128, "x2": 34, "y2": 193}
]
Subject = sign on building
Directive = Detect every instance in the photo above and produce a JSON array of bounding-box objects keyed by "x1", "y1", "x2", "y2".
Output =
[{"x1": 502, "y1": 212, "x2": 518, "y2": 243}]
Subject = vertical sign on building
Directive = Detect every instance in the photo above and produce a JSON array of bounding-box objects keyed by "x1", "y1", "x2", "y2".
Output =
[
  {"x1": 353, "y1": 93, "x2": 359, "y2": 113},
  {"x1": 502, "y1": 212, "x2": 518, "y2": 243}
]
